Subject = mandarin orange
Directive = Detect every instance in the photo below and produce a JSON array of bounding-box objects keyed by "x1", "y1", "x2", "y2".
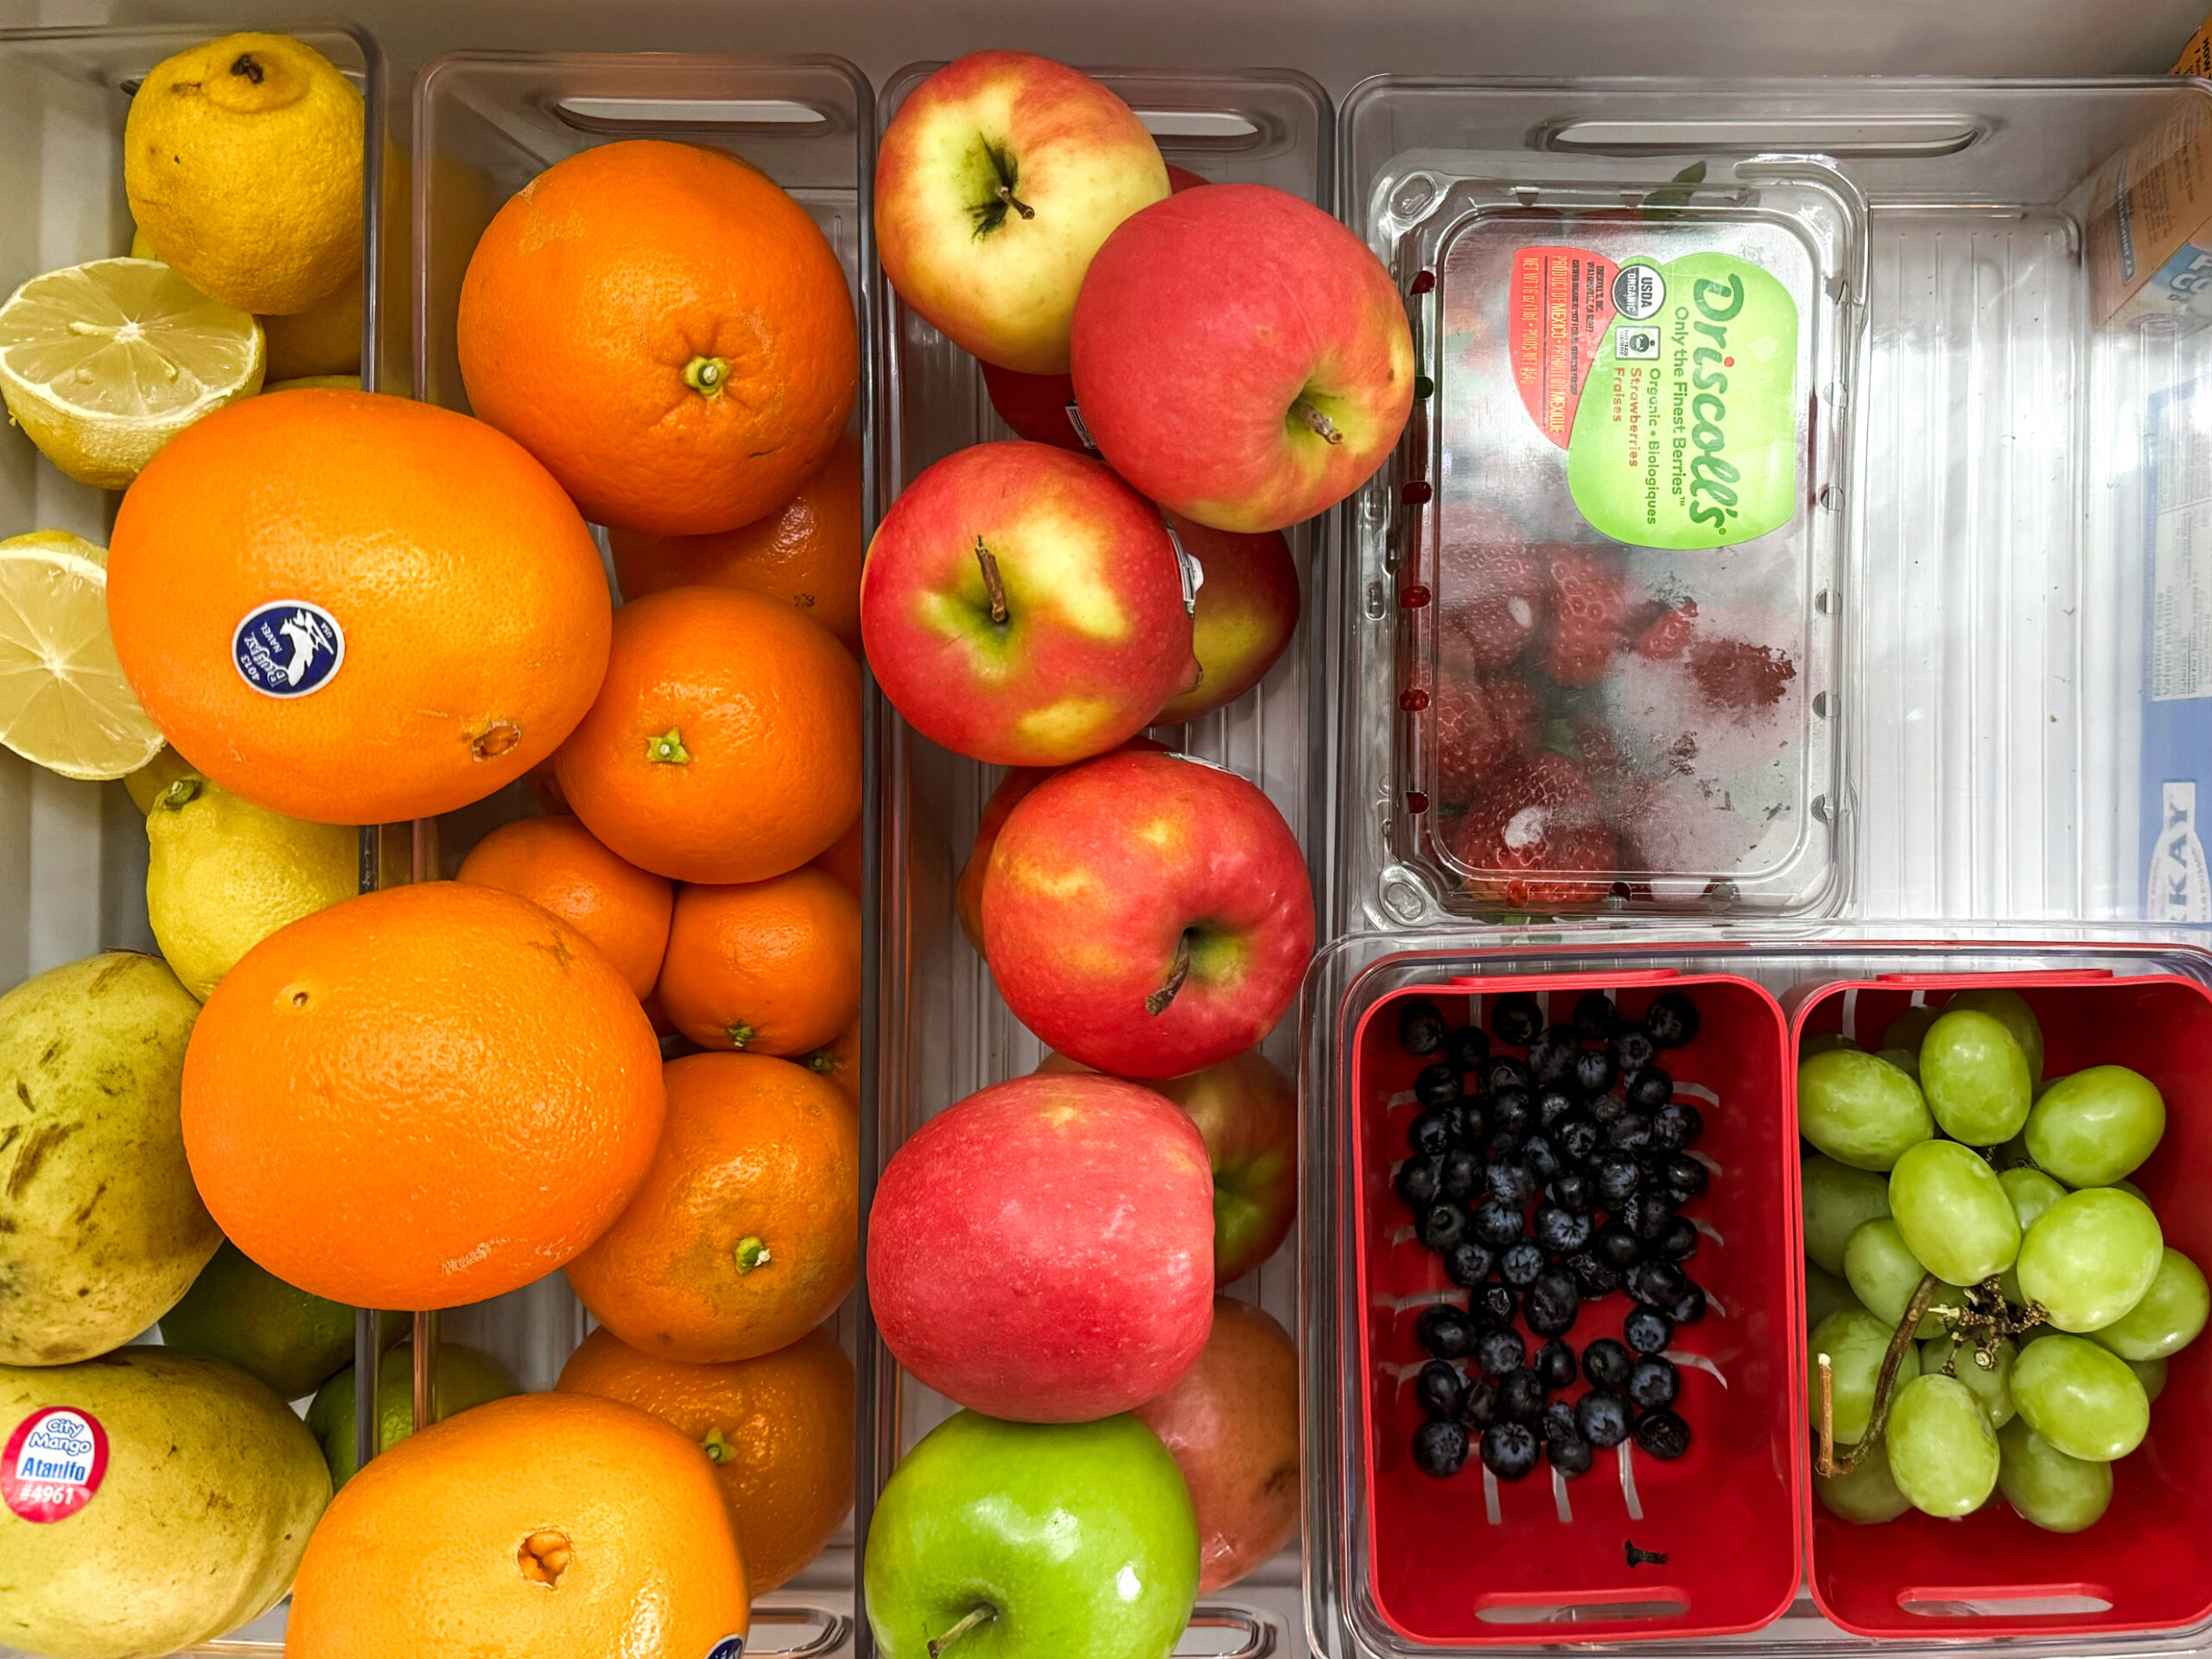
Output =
[
  {"x1": 802, "y1": 1018, "x2": 861, "y2": 1109},
  {"x1": 812, "y1": 810, "x2": 864, "y2": 895},
  {"x1": 556, "y1": 1324, "x2": 855, "y2": 1592},
  {"x1": 566, "y1": 1052, "x2": 857, "y2": 1365},
  {"x1": 456, "y1": 815, "x2": 673, "y2": 1000},
  {"x1": 457, "y1": 139, "x2": 857, "y2": 537},
  {"x1": 658, "y1": 868, "x2": 861, "y2": 1058},
  {"x1": 181, "y1": 881, "x2": 664, "y2": 1310}
]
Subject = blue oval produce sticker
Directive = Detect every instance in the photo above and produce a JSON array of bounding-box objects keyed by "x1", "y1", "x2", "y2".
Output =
[
  {"x1": 233, "y1": 601, "x2": 344, "y2": 697},
  {"x1": 704, "y1": 1638, "x2": 745, "y2": 1659}
]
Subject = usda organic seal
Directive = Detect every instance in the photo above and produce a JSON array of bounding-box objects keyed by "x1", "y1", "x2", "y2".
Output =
[{"x1": 232, "y1": 601, "x2": 343, "y2": 697}]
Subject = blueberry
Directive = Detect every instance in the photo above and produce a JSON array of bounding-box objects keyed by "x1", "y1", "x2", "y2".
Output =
[
  {"x1": 1535, "y1": 1337, "x2": 1578, "y2": 1392},
  {"x1": 1548, "y1": 1167, "x2": 1595, "y2": 1214},
  {"x1": 1454, "y1": 1097, "x2": 1491, "y2": 1150},
  {"x1": 1624, "y1": 1066, "x2": 1673, "y2": 1113},
  {"x1": 1631, "y1": 1192, "x2": 1678, "y2": 1244},
  {"x1": 1418, "y1": 1303, "x2": 1480, "y2": 1359},
  {"x1": 1540, "y1": 1398, "x2": 1579, "y2": 1444},
  {"x1": 1443, "y1": 1239, "x2": 1497, "y2": 1288},
  {"x1": 1419, "y1": 1201, "x2": 1469, "y2": 1252},
  {"x1": 1488, "y1": 1090, "x2": 1535, "y2": 1140},
  {"x1": 1556, "y1": 1117, "x2": 1602, "y2": 1166},
  {"x1": 1626, "y1": 1355, "x2": 1680, "y2": 1410},
  {"x1": 1535, "y1": 1086, "x2": 1579, "y2": 1128},
  {"x1": 1472, "y1": 1282, "x2": 1518, "y2": 1327},
  {"x1": 1657, "y1": 1216, "x2": 1700, "y2": 1262},
  {"x1": 1414, "y1": 1062, "x2": 1460, "y2": 1109},
  {"x1": 1482, "y1": 1421, "x2": 1541, "y2": 1480},
  {"x1": 1530, "y1": 1028, "x2": 1580, "y2": 1089},
  {"x1": 1399, "y1": 997, "x2": 1446, "y2": 1055},
  {"x1": 1471, "y1": 1198, "x2": 1525, "y2": 1248},
  {"x1": 1581, "y1": 1338, "x2": 1634, "y2": 1390},
  {"x1": 1612, "y1": 1027, "x2": 1658, "y2": 1075},
  {"x1": 1660, "y1": 1152, "x2": 1709, "y2": 1201},
  {"x1": 1416, "y1": 1359, "x2": 1465, "y2": 1419},
  {"x1": 1605, "y1": 1112, "x2": 1654, "y2": 1154},
  {"x1": 1669, "y1": 1281, "x2": 1708, "y2": 1325},
  {"x1": 1459, "y1": 1376, "x2": 1499, "y2": 1429},
  {"x1": 1413, "y1": 1417, "x2": 1469, "y2": 1476},
  {"x1": 1475, "y1": 1327, "x2": 1527, "y2": 1378},
  {"x1": 1446, "y1": 1023, "x2": 1491, "y2": 1073},
  {"x1": 1643, "y1": 991, "x2": 1700, "y2": 1049},
  {"x1": 1548, "y1": 1429, "x2": 1595, "y2": 1478},
  {"x1": 1521, "y1": 1135, "x2": 1563, "y2": 1185},
  {"x1": 1526, "y1": 1268, "x2": 1580, "y2": 1338},
  {"x1": 1484, "y1": 1056, "x2": 1533, "y2": 1096},
  {"x1": 1633, "y1": 1408, "x2": 1692, "y2": 1460},
  {"x1": 1594, "y1": 1224, "x2": 1643, "y2": 1269},
  {"x1": 1626, "y1": 1259, "x2": 1687, "y2": 1308},
  {"x1": 1593, "y1": 1154, "x2": 1642, "y2": 1206},
  {"x1": 1532, "y1": 1203, "x2": 1592, "y2": 1255},
  {"x1": 1573, "y1": 991, "x2": 1617, "y2": 1040},
  {"x1": 1491, "y1": 994, "x2": 1543, "y2": 1046},
  {"x1": 1487, "y1": 1161, "x2": 1538, "y2": 1208},
  {"x1": 1576, "y1": 1389, "x2": 1631, "y2": 1447},
  {"x1": 1408, "y1": 1109, "x2": 1455, "y2": 1157},
  {"x1": 1573, "y1": 1047, "x2": 1619, "y2": 1096},
  {"x1": 1499, "y1": 1241, "x2": 1545, "y2": 1288},
  {"x1": 1651, "y1": 1101, "x2": 1702, "y2": 1150},
  {"x1": 1440, "y1": 1147, "x2": 1484, "y2": 1204},
  {"x1": 1497, "y1": 1368, "x2": 1547, "y2": 1422},
  {"x1": 1396, "y1": 1155, "x2": 1443, "y2": 1209},
  {"x1": 1623, "y1": 1306, "x2": 1675, "y2": 1356},
  {"x1": 1565, "y1": 1249, "x2": 1622, "y2": 1298},
  {"x1": 1487, "y1": 1131, "x2": 1524, "y2": 1161}
]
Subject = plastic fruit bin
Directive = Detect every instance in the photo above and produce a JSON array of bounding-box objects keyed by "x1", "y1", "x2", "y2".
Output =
[
  {"x1": 1351, "y1": 967, "x2": 1802, "y2": 1644},
  {"x1": 1792, "y1": 969, "x2": 2212, "y2": 1642}
]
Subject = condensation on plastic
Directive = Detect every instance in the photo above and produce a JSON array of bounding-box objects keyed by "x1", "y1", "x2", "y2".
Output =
[{"x1": 865, "y1": 60, "x2": 1332, "y2": 1659}]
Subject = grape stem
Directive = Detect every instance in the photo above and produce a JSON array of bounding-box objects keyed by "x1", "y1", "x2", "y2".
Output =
[{"x1": 1817, "y1": 1271, "x2": 1942, "y2": 1478}]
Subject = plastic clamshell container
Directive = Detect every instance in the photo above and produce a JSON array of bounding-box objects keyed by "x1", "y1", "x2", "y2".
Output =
[
  {"x1": 866, "y1": 61, "x2": 1332, "y2": 1659},
  {"x1": 1351, "y1": 968, "x2": 1802, "y2": 1643},
  {"x1": 1385, "y1": 155, "x2": 1860, "y2": 918},
  {"x1": 1791, "y1": 969, "x2": 2212, "y2": 1642}
]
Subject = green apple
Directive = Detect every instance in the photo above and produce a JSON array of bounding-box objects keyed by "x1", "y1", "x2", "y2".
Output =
[
  {"x1": 304, "y1": 1340, "x2": 518, "y2": 1489},
  {"x1": 865, "y1": 1410, "x2": 1198, "y2": 1659}
]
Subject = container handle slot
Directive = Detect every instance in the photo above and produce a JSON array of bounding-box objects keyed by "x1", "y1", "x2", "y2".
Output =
[
  {"x1": 1540, "y1": 116, "x2": 1986, "y2": 158},
  {"x1": 553, "y1": 97, "x2": 831, "y2": 130},
  {"x1": 1475, "y1": 1594, "x2": 1691, "y2": 1624},
  {"x1": 1446, "y1": 969, "x2": 1682, "y2": 989},
  {"x1": 1896, "y1": 1589, "x2": 2113, "y2": 1618},
  {"x1": 745, "y1": 1605, "x2": 854, "y2": 1659},
  {"x1": 1135, "y1": 110, "x2": 1261, "y2": 141},
  {"x1": 1175, "y1": 1605, "x2": 1275, "y2": 1659},
  {"x1": 1872, "y1": 970, "x2": 2116, "y2": 988}
]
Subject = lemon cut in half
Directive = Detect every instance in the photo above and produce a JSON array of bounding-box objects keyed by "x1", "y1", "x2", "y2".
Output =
[
  {"x1": 0, "y1": 531, "x2": 166, "y2": 780},
  {"x1": 0, "y1": 257, "x2": 263, "y2": 489}
]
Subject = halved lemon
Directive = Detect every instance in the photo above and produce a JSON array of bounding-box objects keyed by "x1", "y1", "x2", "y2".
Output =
[
  {"x1": 0, "y1": 531, "x2": 167, "y2": 780},
  {"x1": 0, "y1": 257, "x2": 264, "y2": 490}
]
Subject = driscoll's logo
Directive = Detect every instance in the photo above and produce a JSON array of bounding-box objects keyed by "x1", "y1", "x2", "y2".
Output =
[{"x1": 1683, "y1": 271, "x2": 1747, "y2": 533}]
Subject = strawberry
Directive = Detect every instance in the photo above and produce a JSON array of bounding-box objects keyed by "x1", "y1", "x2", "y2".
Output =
[
  {"x1": 1635, "y1": 599, "x2": 1698, "y2": 660},
  {"x1": 1446, "y1": 750, "x2": 1619, "y2": 908},
  {"x1": 1534, "y1": 544, "x2": 1628, "y2": 686},
  {"x1": 1431, "y1": 662, "x2": 1540, "y2": 805},
  {"x1": 1437, "y1": 537, "x2": 1548, "y2": 669}
]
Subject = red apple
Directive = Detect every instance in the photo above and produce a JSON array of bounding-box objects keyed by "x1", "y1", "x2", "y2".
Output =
[
  {"x1": 1039, "y1": 1047, "x2": 1298, "y2": 1285},
  {"x1": 1155, "y1": 517, "x2": 1300, "y2": 723},
  {"x1": 1135, "y1": 1299, "x2": 1300, "y2": 1592},
  {"x1": 875, "y1": 52, "x2": 1168, "y2": 375},
  {"x1": 867, "y1": 1071, "x2": 1215, "y2": 1421},
  {"x1": 1071, "y1": 183, "x2": 1415, "y2": 534},
  {"x1": 982, "y1": 750, "x2": 1313, "y2": 1078},
  {"x1": 861, "y1": 442, "x2": 1198, "y2": 766}
]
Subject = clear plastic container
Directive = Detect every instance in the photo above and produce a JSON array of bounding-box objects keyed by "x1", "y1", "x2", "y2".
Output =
[{"x1": 865, "y1": 60, "x2": 1332, "y2": 1659}]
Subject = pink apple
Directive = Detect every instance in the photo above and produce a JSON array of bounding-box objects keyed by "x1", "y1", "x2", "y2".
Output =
[
  {"x1": 982, "y1": 750, "x2": 1313, "y2": 1078},
  {"x1": 860, "y1": 442, "x2": 1198, "y2": 766},
  {"x1": 875, "y1": 52, "x2": 1168, "y2": 375},
  {"x1": 1071, "y1": 183, "x2": 1415, "y2": 534},
  {"x1": 867, "y1": 1071, "x2": 1215, "y2": 1421},
  {"x1": 1135, "y1": 1299, "x2": 1300, "y2": 1592},
  {"x1": 1039, "y1": 1047, "x2": 1298, "y2": 1285},
  {"x1": 1154, "y1": 517, "x2": 1300, "y2": 724}
]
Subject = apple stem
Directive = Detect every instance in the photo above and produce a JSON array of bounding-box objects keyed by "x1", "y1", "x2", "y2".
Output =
[
  {"x1": 928, "y1": 1605, "x2": 997, "y2": 1657},
  {"x1": 1146, "y1": 931, "x2": 1193, "y2": 1018},
  {"x1": 995, "y1": 184, "x2": 1035, "y2": 220},
  {"x1": 974, "y1": 537, "x2": 1010, "y2": 625},
  {"x1": 1293, "y1": 396, "x2": 1344, "y2": 446}
]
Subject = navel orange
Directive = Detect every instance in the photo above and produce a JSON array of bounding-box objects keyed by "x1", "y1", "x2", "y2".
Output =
[
  {"x1": 556, "y1": 1324, "x2": 855, "y2": 1593},
  {"x1": 181, "y1": 881, "x2": 664, "y2": 1310},
  {"x1": 566, "y1": 1052, "x2": 858, "y2": 1365},
  {"x1": 106, "y1": 389, "x2": 610, "y2": 825},
  {"x1": 456, "y1": 815, "x2": 673, "y2": 1000},
  {"x1": 458, "y1": 139, "x2": 858, "y2": 537},
  {"x1": 658, "y1": 868, "x2": 861, "y2": 1058},
  {"x1": 611, "y1": 432, "x2": 865, "y2": 654},
  {"x1": 812, "y1": 810, "x2": 864, "y2": 895},
  {"x1": 287, "y1": 1391, "x2": 747, "y2": 1659},
  {"x1": 552, "y1": 587, "x2": 861, "y2": 885}
]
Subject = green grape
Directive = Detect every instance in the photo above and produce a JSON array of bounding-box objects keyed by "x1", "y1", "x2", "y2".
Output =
[
  {"x1": 2113, "y1": 1178, "x2": 2150, "y2": 1204},
  {"x1": 1919, "y1": 1009, "x2": 2032, "y2": 1144},
  {"x1": 1803, "y1": 1155, "x2": 1893, "y2": 1275},
  {"x1": 1881, "y1": 1004, "x2": 1940, "y2": 1054},
  {"x1": 1885, "y1": 1373, "x2": 2001, "y2": 1516},
  {"x1": 1877, "y1": 1046, "x2": 1922, "y2": 1080},
  {"x1": 2091, "y1": 1246, "x2": 2209, "y2": 1360},
  {"x1": 1889, "y1": 1139, "x2": 2020, "y2": 1286},
  {"x1": 1802, "y1": 1032, "x2": 1862, "y2": 1057},
  {"x1": 1945, "y1": 988, "x2": 2045, "y2": 1086},
  {"x1": 1799, "y1": 1049, "x2": 1935, "y2": 1172},
  {"x1": 2126, "y1": 1354, "x2": 2169, "y2": 1402},
  {"x1": 1993, "y1": 1131, "x2": 2035, "y2": 1170},
  {"x1": 1808, "y1": 1307, "x2": 1920, "y2": 1444},
  {"x1": 1999, "y1": 1265, "x2": 2026, "y2": 1307},
  {"x1": 1843, "y1": 1219, "x2": 1947, "y2": 1338},
  {"x1": 2010, "y1": 1333, "x2": 2149, "y2": 1461},
  {"x1": 1805, "y1": 1262, "x2": 1866, "y2": 1332},
  {"x1": 2024, "y1": 1065, "x2": 2165, "y2": 1188},
  {"x1": 1920, "y1": 1334, "x2": 2016, "y2": 1428},
  {"x1": 2015, "y1": 1187, "x2": 2163, "y2": 1332},
  {"x1": 1814, "y1": 1436, "x2": 1911, "y2": 1524},
  {"x1": 1999, "y1": 1166, "x2": 2066, "y2": 1233},
  {"x1": 1997, "y1": 1417, "x2": 2113, "y2": 1533}
]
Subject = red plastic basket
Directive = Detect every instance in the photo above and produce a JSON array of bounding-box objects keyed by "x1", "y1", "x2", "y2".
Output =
[
  {"x1": 1793, "y1": 969, "x2": 2212, "y2": 1640},
  {"x1": 1351, "y1": 969, "x2": 1803, "y2": 1645}
]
